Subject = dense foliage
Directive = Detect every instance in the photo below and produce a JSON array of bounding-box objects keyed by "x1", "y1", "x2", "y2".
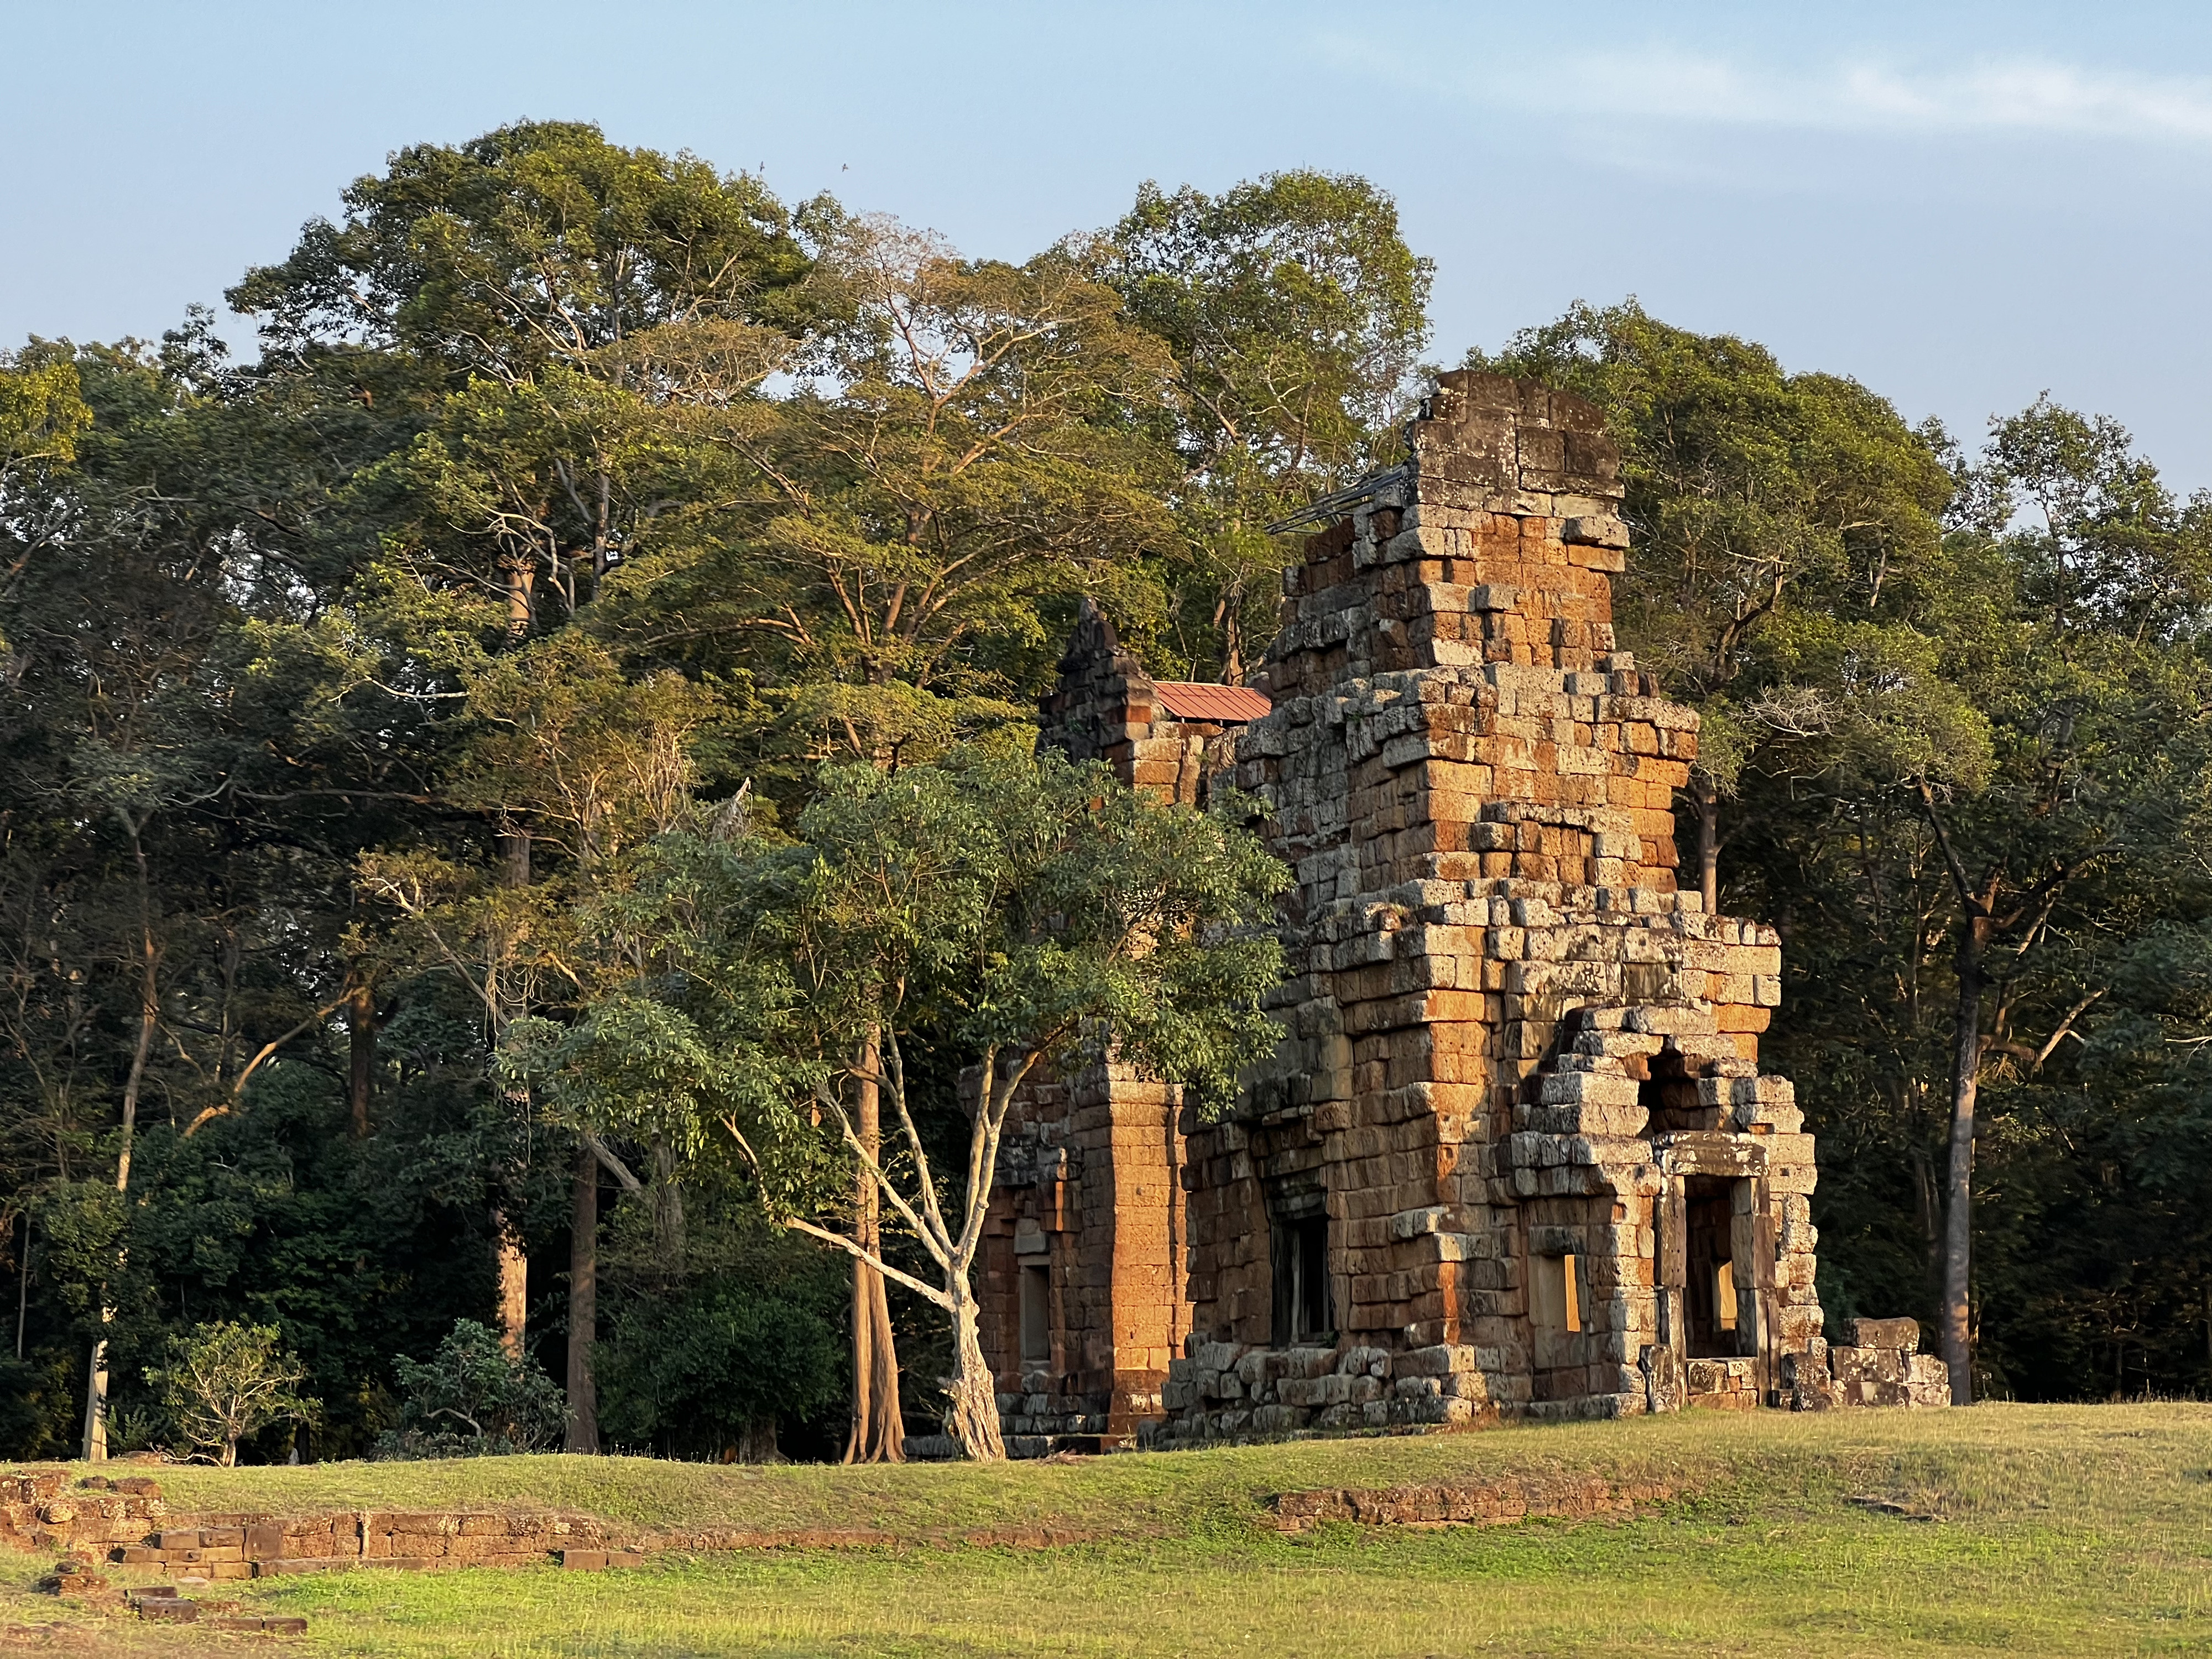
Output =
[
  {"x1": 377, "y1": 1319, "x2": 565, "y2": 1458},
  {"x1": 3, "y1": 124, "x2": 2208, "y2": 1463}
]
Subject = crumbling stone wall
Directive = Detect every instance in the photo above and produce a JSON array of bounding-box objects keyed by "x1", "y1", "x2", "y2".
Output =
[
  {"x1": 997, "y1": 372, "x2": 1944, "y2": 1453},
  {"x1": 1036, "y1": 598, "x2": 1250, "y2": 807},
  {"x1": 0, "y1": 1472, "x2": 619, "y2": 1576},
  {"x1": 1150, "y1": 371, "x2": 1825, "y2": 1438},
  {"x1": 974, "y1": 1061, "x2": 1190, "y2": 1454},
  {"x1": 1786, "y1": 1317, "x2": 1950, "y2": 1410}
]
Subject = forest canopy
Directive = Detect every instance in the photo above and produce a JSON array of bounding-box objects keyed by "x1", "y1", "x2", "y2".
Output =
[{"x1": 4, "y1": 122, "x2": 2209, "y2": 1464}]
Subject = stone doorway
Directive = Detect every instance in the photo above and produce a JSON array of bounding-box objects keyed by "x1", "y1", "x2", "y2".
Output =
[{"x1": 1682, "y1": 1175, "x2": 1751, "y2": 1359}]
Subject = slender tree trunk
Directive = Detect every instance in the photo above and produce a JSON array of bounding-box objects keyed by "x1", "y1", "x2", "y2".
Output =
[
  {"x1": 80, "y1": 1342, "x2": 111, "y2": 1462},
  {"x1": 85, "y1": 828, "x2": 158, "y2": 1462},
  {"x1": 1220, "y1": 582, "x2": 1245, "y2": 687},
  {"x1": 503, "y1": 560, "x2": 535, "y2": 638},
  {"x1": 493, "y1": 1209, "x2": 529, "y2": 1361},
  {"x1": 844, "y1": 1026, "x2": 905, "y2": 1463},
  {"x1": 1941, "y1": 919, "x2": 1985, "y2": 1405},
  {"x1": 491, "y1": 820, "x2": 531, "y2": 1359},
  {"x1": 346, "y1": 980, "x2": 378, "y2": 1139},
  {"x1": 566, "y1": 1146, "x2": 599, "y2": 1453},
  {"x1": 1694, "y1": 775, "x2": 1720, "y2": 914},
  {"x1": 650, "y1": 1139, "x2": 685, "y2": 1279},
  {"x1": 942, "y1": 1290, "x2": 1005, "y2": 1460},
  {"x1": 15, "y1": 1211, "x2": 28, "y2": 1361}
]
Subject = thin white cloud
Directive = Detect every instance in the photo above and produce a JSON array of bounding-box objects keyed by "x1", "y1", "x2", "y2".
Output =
[
  {"x1": 1835, "y1": 62, "x2": 2212, "y2": 142},
  {"x1": 1329, "y1": 37, "x2": 2212, "y2": 147}
]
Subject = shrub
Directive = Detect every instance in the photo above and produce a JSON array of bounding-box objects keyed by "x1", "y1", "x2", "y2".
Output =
[
  {"x1": 374, "y1": 1319, "x2": 565, "y2": 1458},
  {"x1": 144, "y1": 1322, "x2": 317, "y2": 1466}
]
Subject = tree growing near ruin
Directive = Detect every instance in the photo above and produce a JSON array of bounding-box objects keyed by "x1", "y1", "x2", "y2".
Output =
[
  {"x1": 1903, "y1": 399, "x2": 2210, "y2": 1402},
  {"x1": 1719, "y1": 394, "x2": 2212, "y2": 1400},
  {"x1": 536, "y1": 748, "x2": 1285, "y2": 1457},
  {"x1": 358, "y1": 631, "x2": 721, "y2": 1446},
  {"x1": 229, "y1": 121, "x2": 822, "y2": 1400},
  {"x1": 375, "y1": 1319, "x2": 566, "y2": 1458},
  {"x1": 1109, "y1": 172, "x2": 1432, "y2": 681},
  {"x1": 1473, "y1": 301, "x2": 1954, "y2": 912},
  {"x1": 620, "y1": 216, "x2": 1191, "y2": 1455},
  {"x1": 674, "y1": 214, "x2": 1181, "y2": 773},
  {"x1": 144, "y1": 1322, "x2": 317, "y2": 1467}
]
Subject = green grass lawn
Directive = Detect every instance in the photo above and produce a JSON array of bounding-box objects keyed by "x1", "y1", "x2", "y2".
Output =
[{"x1": 7, "y1": 1403, "x2": 2211, "y2": 1656}]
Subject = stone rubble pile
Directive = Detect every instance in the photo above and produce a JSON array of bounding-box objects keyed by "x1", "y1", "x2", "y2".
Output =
[{"x1": 1786, "y1": 1318, "x2": 1951, "y2": 1410}]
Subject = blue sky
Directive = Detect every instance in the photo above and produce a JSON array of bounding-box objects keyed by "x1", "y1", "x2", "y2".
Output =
[{"x1": 8, "y1": 1, "x2": 2210, "y2": 484}]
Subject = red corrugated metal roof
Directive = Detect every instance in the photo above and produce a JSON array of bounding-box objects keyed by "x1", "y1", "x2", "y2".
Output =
[{"x1": 1153, "y1": 682, "x2": 1271, "y2": 723}]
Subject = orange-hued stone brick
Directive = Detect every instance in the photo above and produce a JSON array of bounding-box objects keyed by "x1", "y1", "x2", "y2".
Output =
[{"x1": 1006, "y1": 371, "x2": 1853, "y2": 1445}]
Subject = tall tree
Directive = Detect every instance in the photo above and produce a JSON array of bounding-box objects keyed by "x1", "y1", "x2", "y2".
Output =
[
  {"x1": 1724, "y1": 397, "x2": 2211, "y2": 1400},
  {"x1": 654, "y1": 217, "x2": 1182, "y2": 773},
  {"x1": 585, "y1": 219, "x2": 1193, "y2": 1449},
  {"x1": 0, "y1": 333, "x2": 395, "y2": 1455},
  {"x1": 534, "y1": 750, "x2": 1287, "y2": 1458},
  {"x1": 1473, "y1": 301, "x2": 1954, "y2": 910},
  {"x1": 1907, "y1": 399, "x2": 2211, "y2": 1400},
  {"x1": 1109, "y1": 173, "x2": 1432, "y2": 680},
  {"x1": 358, "y1": 632, "x2": 714, "y2": 1439},
  {"x1": 231, "y1": 121, "x2": 820, "y2": 1406}
]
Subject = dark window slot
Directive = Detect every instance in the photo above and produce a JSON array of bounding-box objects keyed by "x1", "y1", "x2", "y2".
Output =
[{"x1": 1271, "y1": 1211, "x2": 1333, "y2": 1344}]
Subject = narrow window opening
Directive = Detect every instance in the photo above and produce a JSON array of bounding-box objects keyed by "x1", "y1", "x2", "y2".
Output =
[
  {"x1": 1296, "y1": 1215, "x2": 1329, "y2": 1338},
  {"x1": 1714, "y1": 1260, "x2": 1737, "y2": 1332},
  {"x1": 1019, "y1": 1263, "x2": 1051, "y2": 1366},
  {"x1": 1270, "y1": 1208, "x2": 1333, "y2": 1344}
]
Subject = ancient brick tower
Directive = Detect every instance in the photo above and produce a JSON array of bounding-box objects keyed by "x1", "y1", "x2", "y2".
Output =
[{"x1": 977, "y1": 372, "x2": 1944, "y2": 1453}]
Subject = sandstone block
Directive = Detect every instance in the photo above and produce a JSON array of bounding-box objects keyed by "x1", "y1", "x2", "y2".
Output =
[{"x1": 1850, "y1": 1317, "x2": 1918, "y2": 1353}]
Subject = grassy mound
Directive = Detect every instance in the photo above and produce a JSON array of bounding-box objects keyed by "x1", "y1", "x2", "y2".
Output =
[{"x1": 6, "y1": 1402, "x2": 2209, "y2": 1656}]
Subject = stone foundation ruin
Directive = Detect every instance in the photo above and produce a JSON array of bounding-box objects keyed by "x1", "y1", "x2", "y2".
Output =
[{"x1": 977, "y1": 371, "x2": 1946, "y2": 1454}]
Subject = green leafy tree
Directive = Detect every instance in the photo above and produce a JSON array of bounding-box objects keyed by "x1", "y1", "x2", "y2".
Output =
[
  {"x1": 228, "y1": 123, "x2": 823, "y2": 1416},
  {"x1": 1897, "y1": 401, "x2": 2209, "y2": 1400},
  {"x1": 1110, "y1": 173, "x2": 1432, "y2": 680},
  {"x1": 1728, "y1": 397, "x2": 2210, "y2": 1399},
  {"x1": 0, "y1": 345, "x2": 91, "y2": 471},
  {"x1": 229, "y1": 119, "x2": 818, "y2": 383},
  {"x1": 0, "y1": 333, "x2": 398, "y2": 1458},
  {"x1": 145, "y1": 1321, "x2": 317, "y2": 1466},
  {"x1": 354, "y1": 629, "x2": 722, "y2": 1444},
  {"x1": 680, "y1": 218, "x2": 1181, "y2": 771},
  {"x1": 599, "y1": 220, "x2": 1191, "y2": 1455},
  {"x1": 534, "y1": 748, "x2": 1286, "y2": 1457},
  {"x1": 594, "y1": 1200, "x2": 844, "y2": 1460}
]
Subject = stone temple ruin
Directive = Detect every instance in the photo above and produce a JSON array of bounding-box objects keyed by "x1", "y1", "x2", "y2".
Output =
[{"x1": 978, "y1": 372, "x2": 1948, "y2": 1454}]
